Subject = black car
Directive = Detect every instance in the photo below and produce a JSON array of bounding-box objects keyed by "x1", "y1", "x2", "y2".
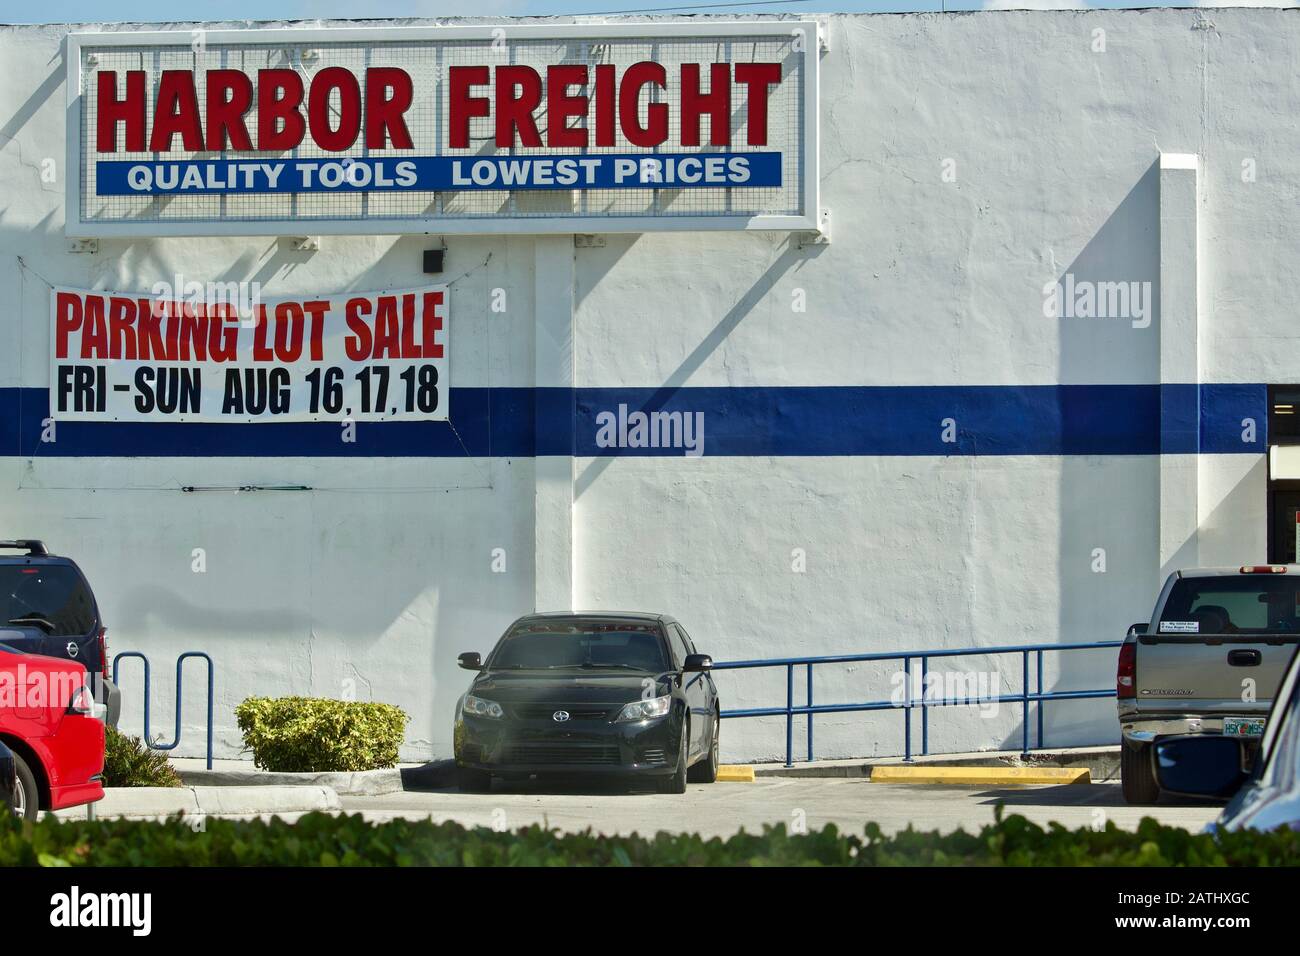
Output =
[
  {"x1": 454, "y1": 612, "x2": 721, "y2": 794},
  {"x1": 0, "y1": 740, "x2": 18, "y2": 817},
  {"x1": 0, "y1": 540, "x2": 120, "y2": 726}
]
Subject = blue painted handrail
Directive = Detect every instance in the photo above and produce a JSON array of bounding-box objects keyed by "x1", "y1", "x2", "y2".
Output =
[
  {"x1": 112, "y1": 651, "x2": 215, "y2": 771},
  {"x1": 713, "y1": 640, "x2": 1123, "y2": 767}
]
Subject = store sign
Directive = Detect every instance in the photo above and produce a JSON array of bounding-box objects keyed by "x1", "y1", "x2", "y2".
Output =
[
  {"x1": 50, "y1": 285, "x2": 448, "y2": 423},
  {"x1": 67, "y1": 22, "x2": 820, "y2": 236}
]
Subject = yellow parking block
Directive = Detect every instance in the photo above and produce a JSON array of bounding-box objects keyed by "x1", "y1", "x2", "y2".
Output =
[
  {"x1": 717, "y1": 765, "x2": 756, "y2": 782},
  {"x1": 870, "y1": 765, "x2": 1090, "y2": 786}
]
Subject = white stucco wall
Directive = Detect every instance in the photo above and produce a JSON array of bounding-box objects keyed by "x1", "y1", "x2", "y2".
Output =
[{"x1": 0, "y1": 10, "x2": 1292, "y2": 762}]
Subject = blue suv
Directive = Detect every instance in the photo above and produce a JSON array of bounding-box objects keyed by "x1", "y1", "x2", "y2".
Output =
[{"x1": 0, "y1": 540, "x2": 120, "y2": 726}]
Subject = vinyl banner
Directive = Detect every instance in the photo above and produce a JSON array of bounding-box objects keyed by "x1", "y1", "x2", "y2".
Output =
[{"x1": 50, "y1": 284, "x2": 449, "y2": 423}]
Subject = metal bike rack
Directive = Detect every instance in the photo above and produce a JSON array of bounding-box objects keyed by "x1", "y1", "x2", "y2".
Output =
[{"x1": 112, "y1": 651, "x2": 215, "y2": 771}]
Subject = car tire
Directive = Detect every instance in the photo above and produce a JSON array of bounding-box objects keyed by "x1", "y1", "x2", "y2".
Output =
[
  {"x1": 456, "y1": 767, "x2": 492, "y2": 793},
  {"x1": 1121, "y1": 740, "x2": 1160, "y2": 805},
  {"x1": 688, "y1": 713, "x2": 720, "y2": 784},
  {"x1": 661, "y1": 725, "x2": 689, "y2": 794},
  {"x1": 10, "y1": 753, "x2": 39, "y2": 821}
]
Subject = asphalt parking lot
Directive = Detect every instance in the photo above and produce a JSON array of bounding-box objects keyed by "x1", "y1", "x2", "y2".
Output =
[{"x1": 336, "y1": 778, "x2": 1222, "y2": 839}]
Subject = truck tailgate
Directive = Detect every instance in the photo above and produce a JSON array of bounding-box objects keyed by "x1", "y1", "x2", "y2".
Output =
[{"x1": 1135, "y1": 634, "x2": 1299, "y2": 713}]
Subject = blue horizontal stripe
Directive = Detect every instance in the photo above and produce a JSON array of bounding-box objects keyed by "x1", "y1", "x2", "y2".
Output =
[
  {"x1": 1200, "y1": 383, "x2": 1265, "y2": 453},
  {"x1": 0, "y1": 384, "x2": 1266, "y2": 458},
  {"x1": 95, "y1": 153, "x2": 783, "y2": 195}
]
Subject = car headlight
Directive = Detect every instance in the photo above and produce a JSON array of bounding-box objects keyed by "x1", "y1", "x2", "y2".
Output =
[
  {"x1": 616, "y1": 694, "x2": 671, "y2": 722},
  {"x1": 463, "y1": 695, "x2": 504, "y2": 719}
]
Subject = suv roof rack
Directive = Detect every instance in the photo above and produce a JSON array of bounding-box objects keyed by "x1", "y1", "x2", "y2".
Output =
[{"x1": 0, "y1": 539, "x2": 48, "y2": 556}]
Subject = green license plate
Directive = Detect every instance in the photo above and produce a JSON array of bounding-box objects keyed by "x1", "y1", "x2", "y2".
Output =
[{"x1": 1223, "y1": 717, "x2": 1266, "y2": 738}]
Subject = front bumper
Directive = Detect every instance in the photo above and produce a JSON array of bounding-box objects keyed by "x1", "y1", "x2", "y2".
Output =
[{"x1": 455, "y1": 711, "x2": 683, "y2": 776}]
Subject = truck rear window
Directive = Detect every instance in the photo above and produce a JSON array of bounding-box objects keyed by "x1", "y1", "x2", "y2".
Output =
[
  {"x1": 1160, "y1": 577, "x2": 1300, "y2": 634},
  {"x1": 0, "y1": 565, "x2": 96, "y2": 636}
]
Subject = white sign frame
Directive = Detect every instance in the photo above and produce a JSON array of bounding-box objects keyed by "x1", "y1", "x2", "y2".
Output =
[{"x1": 65, "y1": 21, "x2": 822, "y2": 238}]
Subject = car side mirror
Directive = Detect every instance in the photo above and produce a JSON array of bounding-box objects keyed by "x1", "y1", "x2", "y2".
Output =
[
  {"x1": 457, "y1": 652, "x2": 483, "y2": 671},
  {"x1": 683, "y1": 653, "x2": 713, "y2": 673},
  {"x1": 1154, "y1": 735, "x2": 1250, "y2": 799}
]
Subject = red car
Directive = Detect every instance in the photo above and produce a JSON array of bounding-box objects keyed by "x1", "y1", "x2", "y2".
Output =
[{"x1": 0, "y1": 647, "x2": 105, "y2": 819}]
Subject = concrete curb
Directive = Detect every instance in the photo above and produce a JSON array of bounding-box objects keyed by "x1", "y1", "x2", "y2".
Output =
[
  {"x1": 176, "y1": 760, "x2": 458, "y2": 795},
  {"x1": 52, "y1": 785, "x2": 342, "y2": 820},
  {"x1": 179, "y1": 768, "x2": 403, "y2": 795},
  {"x1": 752, "y1": 746, "x2": 1121, "y2": 781},
  {"x1": 871, "y1": 765, "x2": 1092, "y2": 785},
  {"x1": 170, "y1": 750, "x2": 1121, "y2": 790},
  {"x1": 717, "y1": 765, "x2": 756, "y2": 782}
]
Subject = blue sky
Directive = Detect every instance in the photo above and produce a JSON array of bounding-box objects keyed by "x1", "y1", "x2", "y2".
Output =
[{"x1": 2, "y1": 1, "x2": 1283, "y2": 26}]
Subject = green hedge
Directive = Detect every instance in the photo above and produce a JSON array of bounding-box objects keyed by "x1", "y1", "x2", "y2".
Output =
[
  {"x1": 102, "y1": 727, "x2": 182, "y2": 788},
  {"x1": 234, "y1": 697, "x2": 408, "y2": 772},
  {"x1": 3, "y1": 807, "x2": 1299, "y2": 866}
]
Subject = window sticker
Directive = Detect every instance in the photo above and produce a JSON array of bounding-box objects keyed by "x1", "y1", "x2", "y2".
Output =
[{"x1": 1159, "y1": 621, "x2": 1200, "y2": 633}]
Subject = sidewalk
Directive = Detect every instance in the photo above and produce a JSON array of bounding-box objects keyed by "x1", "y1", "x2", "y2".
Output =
[
  {"x1": 164, "y1": 745, "x2": 1121, "y2": 794},
  {"x1": 169, "y1": 757, "x2": 456, "y2": 795}
]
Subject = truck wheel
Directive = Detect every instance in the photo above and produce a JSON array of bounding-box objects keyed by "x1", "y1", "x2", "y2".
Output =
[{"x1": 1121, "y1": 741, "x2": 1160, "y2": 805}]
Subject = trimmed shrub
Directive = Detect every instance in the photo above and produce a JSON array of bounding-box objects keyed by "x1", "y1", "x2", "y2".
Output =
[
  {"x1": 102, "y1": 726, "x2": 182, "y2": 788},
  {"x1": 234, "y1": 696, "x2": 408, "y2": 772},
  {"x1": 1, "y1": 807, "x2": 1299, "y2": 866}
]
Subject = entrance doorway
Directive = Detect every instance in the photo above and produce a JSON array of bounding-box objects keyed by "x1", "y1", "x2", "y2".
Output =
[{"x1": 1267, "y1": 387, "x2": 1300, "y2": 563}]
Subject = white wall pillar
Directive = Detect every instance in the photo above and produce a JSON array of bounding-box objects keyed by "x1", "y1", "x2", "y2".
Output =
[
  {"x1": 533, "y1": 236, "x2": 576, "y2": 611},
  {"x1": 1158, "y1": 152, "x2": 1200, "y2": 575}
]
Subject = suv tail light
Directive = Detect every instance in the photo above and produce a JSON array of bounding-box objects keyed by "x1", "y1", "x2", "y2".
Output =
[
  {"x1": 1117, "y1": 643, "x2": 1137, "y2": 699},
  {"x1": 68, "y1": 685, "x2": 96, "y2": 715},
  {"x1": 1240, "y1": 565, "x2": 1288, "y2": 574}
]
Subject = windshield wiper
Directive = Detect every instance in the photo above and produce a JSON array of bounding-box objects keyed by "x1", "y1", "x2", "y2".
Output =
[
  {"x1": 578, "y1": 662, "x2": 649, "y2": 671},
  {"x1": 6, "y1": 616, "x2": 55, "y2": 633}
]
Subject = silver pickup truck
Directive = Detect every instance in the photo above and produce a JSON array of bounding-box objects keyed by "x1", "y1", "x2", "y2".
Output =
[{"x1": 1118, "y1": 566, "x2": 1300, "y2": 804}]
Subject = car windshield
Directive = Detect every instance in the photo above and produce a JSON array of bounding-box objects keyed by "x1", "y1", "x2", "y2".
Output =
[
  {"x1": 0, "y1": 565, "x2": 96, "y2": 636},
  {"x1": 1160, "y1": 576, "x2": 1300, "y2": 634},
  {"x1": 491, "y1": 621, "x2": 669, "y2": 672}
]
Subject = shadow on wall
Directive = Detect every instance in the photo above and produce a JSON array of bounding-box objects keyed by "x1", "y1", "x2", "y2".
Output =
[
  {"x1": 1198, "y1": 456, "x2": 1268, "y2": 565},
  {"x1": 1039, "y1": 161, "x2": 1161, "y2": 752},
  {"x1": 0, "y1": 50, "x2": 62, "y2": 162},
  {"x1": 574, "y1": 235, "x2": 825, "y2": 501},
  {"x1": 64, "y1": 457, "x2": 530, "y2": 762},
  {"x1": 572, "y1": 232, "x2": 639, "y2": 308},
  {"x1": 0, "y1": 49, "x2": 542, "y2": 762}
]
